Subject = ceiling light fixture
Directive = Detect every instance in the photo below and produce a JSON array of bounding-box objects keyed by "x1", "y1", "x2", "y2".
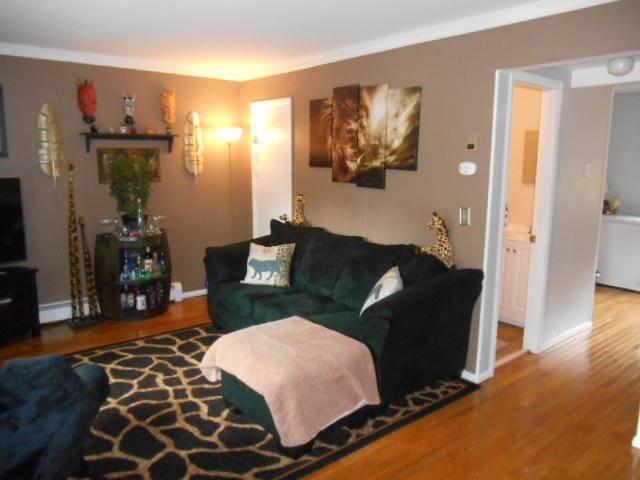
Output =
[{"x1": 607, "y1": 57, "x2": 635, "y2": 77}]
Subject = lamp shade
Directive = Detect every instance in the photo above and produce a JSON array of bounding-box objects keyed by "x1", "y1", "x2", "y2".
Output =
[
  {"x1": 607, "y1": 57, "x2": 635, "y2": 77},
  {"x1": 217, "y1": 127, "x2": 243, "y2": 143}
]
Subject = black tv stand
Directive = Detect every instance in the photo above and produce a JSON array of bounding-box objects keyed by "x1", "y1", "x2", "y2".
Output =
[{"x1": 0, "y1": 267, "x2": 40, "y2": 345}]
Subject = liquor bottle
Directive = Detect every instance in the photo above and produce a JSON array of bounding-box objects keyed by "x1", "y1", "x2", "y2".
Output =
[
  {"x1": 156, "y1": 280, "x2": 164, "y2": 306},
  {"x1": 120, "y1": 286, "x2": 128, "y2": 311},
  {"x1": 147, "y1": 283, "x2": 157, "y2": 310},
  {"x1": 152, "y1": 252, "x2": 161, "y2": 276},
  {"x1": 144, "y1": 246, "x2": 153, "y2": 274},
  {"x1": 126, "y1": 287, "x2": 135, "y2": 311},
  {"x1": 135, "y1": 286, "x2": 147, "y2": 312},
  {"x1": 136, "y1": 198, "x2": 144, "y2": 235},
  {"x1": 120, "y1": 261, "x2": 129, "y2": 281},
  {"x1": 159, "y1": 252, "x2": 168, "y2": 273}
]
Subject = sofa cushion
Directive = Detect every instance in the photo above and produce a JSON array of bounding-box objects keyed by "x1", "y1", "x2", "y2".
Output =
[
  {"x1": 332, "y1": 242, "x2": 414, "y2": 310},
  {"x1": 298, "y1": 230, "x2": 364, "y2": 297},
  {"x1": 253, "y1": 291, "x2": 351, "y2": 322},
  {"x1": 360, "y1": 266, "x2": 404, "y2": 316},
  {"x1": 270, "y1": 220, "x2": 325, "y2": 288},
  {"x1": 398, "y1": 252, "x2": 449, "y2": 286},
  {"x1": 217, "y1": 282, "x2": 300, "y2": 317},
  {"x1": 242, "y1": 242, "x2": 296, "y2": 287}
]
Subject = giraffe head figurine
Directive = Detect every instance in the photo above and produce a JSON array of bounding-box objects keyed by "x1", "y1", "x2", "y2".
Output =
[{"x1": 425, "y1": 211, "x2": 447, "y2": 233}]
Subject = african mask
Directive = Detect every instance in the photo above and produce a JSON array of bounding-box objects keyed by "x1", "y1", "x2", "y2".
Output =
[
  {"x1": 122, "y1": 94, "x2": 136, "y2": 126},
  {"x1": 160, "y1": 90, "x2": 176, "y2": 124},
  {"x1": 76, "y1": 79, "x2": 97, "y2": 124}
]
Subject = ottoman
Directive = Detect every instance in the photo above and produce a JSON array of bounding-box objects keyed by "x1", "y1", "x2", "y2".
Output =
[{"x1": 200, "y1": 316, "x2": 381, "y2": 452}]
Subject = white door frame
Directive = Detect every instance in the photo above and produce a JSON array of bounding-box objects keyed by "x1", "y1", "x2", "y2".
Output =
[
  {"x1": 474, "y1": 70, "x2": 563, "y2": 380},
  {"x1": 250, "y1": 97, "x2": 293, "y2": 237}
]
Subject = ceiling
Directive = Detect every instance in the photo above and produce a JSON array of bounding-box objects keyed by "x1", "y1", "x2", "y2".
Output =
[{"x1": 0, "y1": 0, "x2": 617, "y2": 81}]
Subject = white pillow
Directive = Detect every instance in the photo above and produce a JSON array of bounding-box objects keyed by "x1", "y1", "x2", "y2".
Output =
[
  {"x1": 360, "y1": 266, "x2": 403, "y2": 316},
  {"x1": 242, "y1": 242, "x2": 295, "y2": 287}
]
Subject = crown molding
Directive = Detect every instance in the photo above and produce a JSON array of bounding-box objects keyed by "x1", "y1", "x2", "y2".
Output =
[
  {"x1": 263, "y1": 0, "x2": 618, "y2": 79},
  {"x1": 0, "y1": 0, "x2": 619, "y2": 82}
]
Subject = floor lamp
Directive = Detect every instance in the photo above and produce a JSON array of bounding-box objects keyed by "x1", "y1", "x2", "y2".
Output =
[{"x1": 217, "y1": 127, "x2": 243, "y2": 241}]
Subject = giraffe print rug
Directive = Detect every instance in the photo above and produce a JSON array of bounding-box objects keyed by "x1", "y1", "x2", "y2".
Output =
[{"x1": 69, "y1": 324, "x2": 478, "y2": 479}]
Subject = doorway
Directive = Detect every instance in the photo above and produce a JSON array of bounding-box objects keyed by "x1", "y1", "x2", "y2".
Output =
[
  {"x1": 471, "y1": 70, "x2": 563, "y2": 382},
  {"x1": 250, "y1": 97, "x2": 293, "y2": 237},
  {"x1": 496, "y1": 84, "x2": 543, "y2": 365}
]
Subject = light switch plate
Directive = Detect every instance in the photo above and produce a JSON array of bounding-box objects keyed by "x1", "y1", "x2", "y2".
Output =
[{"x1": 459, "y1": 207, "x2": 471, "y2": 226}]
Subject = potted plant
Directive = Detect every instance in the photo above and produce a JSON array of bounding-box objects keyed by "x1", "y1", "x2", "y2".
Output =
[{"x1": 109, "y1": 155, "x2": 153, "y2": 226}]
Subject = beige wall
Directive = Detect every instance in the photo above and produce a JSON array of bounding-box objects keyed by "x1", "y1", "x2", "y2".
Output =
[
  {"x1": 240, "y1": 0, "x2": 640, "y2": 372},
  {"x1": 0, "y1": 0, "x2": 638, "y2": 373},
  {"x1": 0, "y1": 55, "x2": 251, "y2": 303},
  {"x1": 544, "y1": 86, "x2": 613, "y2": 344},
  {"x1": 507, "y1": 85, "x2": 542, "y2": 228}
]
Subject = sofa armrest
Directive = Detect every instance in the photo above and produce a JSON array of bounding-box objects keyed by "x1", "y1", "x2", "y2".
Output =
[
  {"x1": 361, "y1": 268, "x2": 483, "y2": 400},
  {"x1": 204, "y1": 235, "x2": 272, "y2": 287}
]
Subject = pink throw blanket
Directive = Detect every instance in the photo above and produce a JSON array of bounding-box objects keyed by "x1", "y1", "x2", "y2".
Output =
[{"x1": 200, "y1": 316, "x2": 381, "y2": 447}]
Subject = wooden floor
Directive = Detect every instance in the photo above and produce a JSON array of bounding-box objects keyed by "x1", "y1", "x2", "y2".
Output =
[
  {"x1": 2, "y1": 286, "x2": 639, "y2": 478},
  {"x1": 496, "y1": 321, "x2": 524, "y2": 361}
]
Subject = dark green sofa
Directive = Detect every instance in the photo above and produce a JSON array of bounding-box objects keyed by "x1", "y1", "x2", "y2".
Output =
[{"x1": 203, "y1": 220, "x2": 483, "y2": 446}]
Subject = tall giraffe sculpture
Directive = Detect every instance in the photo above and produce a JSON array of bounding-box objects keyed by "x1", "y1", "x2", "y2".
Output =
[
  {"x1": 67, "y1": 163, "x2": 84, "y2": 325},
  {"x1": 420, "y1": 212, "x2": 455, "y2": 268},
  {"x1": 79, "y1": 216, "x2": 100, "y2": 319},
  {"x1": 290, "y1": 194, "x2": 307, "y2": 226}
]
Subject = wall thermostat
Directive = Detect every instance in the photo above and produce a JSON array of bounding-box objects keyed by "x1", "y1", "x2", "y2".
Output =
[
  {"x1": 458, "y1": 161, "x2": 477, "y2": 176},
  {"x1": 467, "y1": 133, "x2": 478, "y2": 151}
]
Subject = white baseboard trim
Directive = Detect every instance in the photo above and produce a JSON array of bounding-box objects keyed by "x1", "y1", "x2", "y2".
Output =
[
  {"x1": 182, "y1": 288, "x2": 207, "y2": 299},
  {"x1": 38, "y1": 288, "x2": 208, "y2": 325},
  {"x1": 461, "y1": 368, "x2": 493, "y2": 385},
  {"x1": 494, "y1": 348, "x2": 528, "y2": 368},
  {"x1": 540, "y1": 321, "x2": 593, "y2": 352}
]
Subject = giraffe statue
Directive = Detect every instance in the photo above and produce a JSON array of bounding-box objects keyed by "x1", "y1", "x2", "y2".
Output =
[
  {"x1": 79, "y1": 216, "x2": 100, "y2": 319},
  {"x1": 67, "y1": 163, "x2": 84, "y2": 325},
  {"x1": 420, "y1": 212, "x2": 455, "y2": 268},
  {"x1": 290, "y1": 194, "x2": 307, "y2": 226}
]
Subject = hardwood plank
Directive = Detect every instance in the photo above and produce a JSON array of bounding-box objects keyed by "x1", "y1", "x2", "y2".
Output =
[
  {"x1": 0, "y1": 297, "x2": 209, "y2": 364},
  {"x1": 1, "y1": 286, "x2": 639, "y2": 478}
]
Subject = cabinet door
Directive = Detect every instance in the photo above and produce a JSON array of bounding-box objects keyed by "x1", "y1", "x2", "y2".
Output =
[
  {"x1": 499, "y1": 242, "x2": 514, "y2": 320},
  {"x1": 510, "y1": 243, "x2": 531, "y2": 325}
]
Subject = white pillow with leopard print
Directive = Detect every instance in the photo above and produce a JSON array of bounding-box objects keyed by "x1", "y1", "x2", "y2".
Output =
[
  {"x1": 242, "y1": 242, "x2": 296, "y2": 287},
  {"x1": 360, "y1": 266, "x2": 403, "y2": 316}
]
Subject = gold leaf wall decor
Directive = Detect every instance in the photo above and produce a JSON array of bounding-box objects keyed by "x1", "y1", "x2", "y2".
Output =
[
  {"x1": 38, "y1": 103, "x2": 66, "y2": 188},
  {"x1": 184, "y1": 111, "x2": 204, "y2": 182}
]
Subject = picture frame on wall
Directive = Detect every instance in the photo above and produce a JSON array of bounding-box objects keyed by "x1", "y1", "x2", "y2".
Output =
[
  {"x1": 0, "y1": 85, "x2": 8, "y2": 158},
  {"x1": 97, "y1": 147, "x2": 161, "y2": 184}
]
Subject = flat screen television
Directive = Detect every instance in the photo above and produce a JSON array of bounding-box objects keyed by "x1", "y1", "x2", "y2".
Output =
[{"x1": 0, "y1": 177, "x2": 27, "y2": 263}]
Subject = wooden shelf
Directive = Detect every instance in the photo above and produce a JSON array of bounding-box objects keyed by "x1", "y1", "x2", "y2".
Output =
[{"x1": 80, "y1": 132, "x2": 179, "y2": 153}]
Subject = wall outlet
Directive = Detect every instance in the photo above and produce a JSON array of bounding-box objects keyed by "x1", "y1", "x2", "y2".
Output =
[{"x1": 459, "y1": 207, "x2": 471, "y2": 226}]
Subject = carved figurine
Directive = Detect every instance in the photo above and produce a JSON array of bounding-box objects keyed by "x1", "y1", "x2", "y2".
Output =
[
  {"x1": 79, "y1": 217, "x2": 100, "y2": 319},
  {"x1": 75, "y1": 79, "x2": 97, "y2": 127},
  {"x1": 290, "y1": 194, "x2": 307, "y2": 226},
  {"x1": 161, "y1": 90, "x2": 176, "y2": 126},
  {"x1": 67, "y1": 164, "x2": 84, "y2": 325},
  {"x1": 122, "y1": 93, "x2": 136, "y2": 127},
  {"x1": 420, "y1": 212, "x2": 455, "y2": 268}
]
